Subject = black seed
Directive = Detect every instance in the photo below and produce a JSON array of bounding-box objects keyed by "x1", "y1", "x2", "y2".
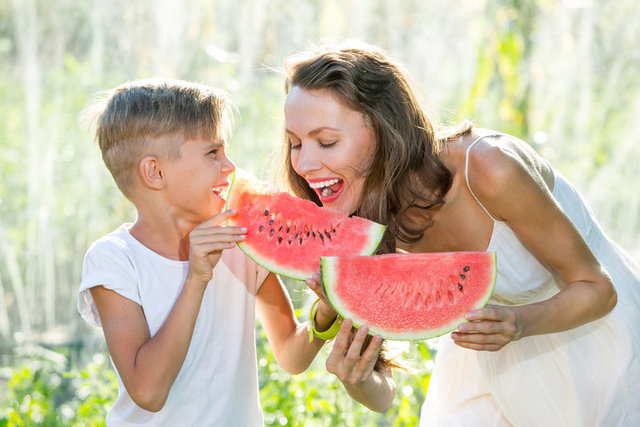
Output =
[
  {"x1": 294, "y1": 232, "x2": 299, "y2": 239},
  {"x1": 299, "y1": 238, "x2": 303, "y2": 244},
  {"x1": 460, "y1": 274, "x2": 466, "y2": 279},
  {"x1": 463, "y1": 266, "x2": 470, "y2": 272},
  {"x1": 269, "y1": 219, "x2": 274, "y2": 225},
  {"x1": 286, "y1": 227, "x2": 290, "y2": 233},
  {"x1": 269, "y1": 229, "x2": 274, "y2": 236},
  {"x1": 306, "y1": 231, "x2": 310, "y2": 237},
  {"x1": 264, "y1": 210, "x2": 269, "y2": 216},
  {"x1": 278, "y1": 237, "x2": 283, "y2": 243},
  {"x1": 312, "y1": 231, "x2": 316, "y2": 238},
  {"x1": 259, "y1": 225, "x2": 264, "y2": 232},
  {"x1": 325, "y1": 231, "x2": 331, "y2": 239},
  {"x1": 288, "y1": 238, "x2": 292, "y2": 244},
  {"x1": 332, "y1": 228, "x2": 336, "y2": 233},
  {"x1": 458, "y1": 284, "x2": 463, "y2": 291},
  {"x1": 278, "y1": 226, "x2": 283, "y2": 232},
  {"x1": 319, "y1": 234, "x2": 324, "y2": 242}
]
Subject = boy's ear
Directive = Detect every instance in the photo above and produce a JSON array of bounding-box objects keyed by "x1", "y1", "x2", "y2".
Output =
[{"x1": 139, "y1": 156, "x2": 166, "y2": 190}]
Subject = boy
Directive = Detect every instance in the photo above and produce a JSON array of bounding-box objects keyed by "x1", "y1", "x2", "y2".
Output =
[{"x1": 78, "y1": 79, "x2": 337, "y2": 425}]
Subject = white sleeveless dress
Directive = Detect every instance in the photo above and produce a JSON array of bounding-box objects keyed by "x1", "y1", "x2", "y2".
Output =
[{"x1": 420, "y1": 136, "x2": 640, "y2": 426}]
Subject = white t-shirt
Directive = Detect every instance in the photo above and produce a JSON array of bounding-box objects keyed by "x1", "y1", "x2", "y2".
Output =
[{"x1": 78, "y1": 224, "x2": 269, "y2": 426}]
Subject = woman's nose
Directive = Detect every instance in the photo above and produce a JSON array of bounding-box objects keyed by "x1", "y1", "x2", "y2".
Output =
[{"x1": 293, "y1": 144, "x2": 321, "y2": 175}]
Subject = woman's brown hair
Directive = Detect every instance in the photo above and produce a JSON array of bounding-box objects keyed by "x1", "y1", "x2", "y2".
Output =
[
  {"x1": 281, "y1": 41, "x2": 472, "y2": 255},
  {"x1": 281, "y1": 41, "x2": 472, "y2": 373}
]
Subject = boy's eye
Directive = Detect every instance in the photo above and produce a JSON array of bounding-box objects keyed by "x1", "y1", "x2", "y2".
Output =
[{"x1": 208, "y1": 149, "x2": 219, "y2": 155}]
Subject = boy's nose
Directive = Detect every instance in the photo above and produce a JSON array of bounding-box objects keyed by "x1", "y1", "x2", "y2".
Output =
[{"x1": 222, "y1": 155, "x2": 236, "y2": 175}]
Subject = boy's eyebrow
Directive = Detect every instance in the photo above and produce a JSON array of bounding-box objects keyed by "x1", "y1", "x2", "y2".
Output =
[{"x1": 204, "y1": 140, "x2": 225, "y2": 149}]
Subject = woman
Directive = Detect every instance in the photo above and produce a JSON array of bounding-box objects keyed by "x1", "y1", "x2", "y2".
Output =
[{"x1": 281, "y1": 41, "x2": 640, "y2": 426}]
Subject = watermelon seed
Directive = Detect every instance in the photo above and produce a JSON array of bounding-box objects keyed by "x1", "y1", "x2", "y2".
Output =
[
  {"x1": 269, "y1": 219, "x2": 274, "y2": 225},
  {"x1": 319, "y1": 234, "x2": 324, "y2": 242},
  {"x1": 325, "y1": 231, "x2": 331, "y2": 239},
  {"x1": 463, "y1": 266, "x2": 470, "y2": 272},
  {"x1": 294, "y1": 232, "x2": 299, "y2": 239},
  {"x1": 458, "y1": 284, "x2": 463, "y2": 291},
  {"x1": 299, "y1": 238, "x2": 303, "y2": 245},
  {"x1": 264, "y1": 210, "x2": 269, "y2": 216},
  {"x1": 288, "y1": 238, "x2": 292, "y2": 245},
  {"x1": 312, "y1": 231, "x2": 316, "y2": 238},
  {"x1": 277, "y1": 237, "x2": 283, "y2": 243},
  {"x1": 278, "y1": 226, "x2": 283, "y2": 232},
  {"x1": 269, "y1": 229, "x2": 274, "y2": 236},
  {"x1": 259, "y1": 225, "x2": 264, "y2": 232},
  {"x1": 286, "y1": 227, "x2": 290, "y2": 233},
  {"x1": 306, "y1": 231, "x2": 310, "y2": 237},
  {"x1": 447, "y1": 291, "x2": 455, "y2": 304},
  {"x1": 460, "y1": 274, "x2": 466, "y2": 279}
]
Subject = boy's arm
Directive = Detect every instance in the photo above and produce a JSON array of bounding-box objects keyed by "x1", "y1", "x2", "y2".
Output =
[
  {"x1": 91, "y1": 211, "x2": 245, "y2": 412},
  {"x1": 256, "y1": 273, "x2": 396, "y2": 412},
  {"x1": 91, "y1": 278, "x2": 207, "y2": 412},
  {"x1": 255, "y1": 273, "x2": 327, "y2": 374}
]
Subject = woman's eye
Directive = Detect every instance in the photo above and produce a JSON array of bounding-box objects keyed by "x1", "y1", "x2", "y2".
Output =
[
  {"x1": 319, "y1": 140, "x2": 337, "y2": 148},
  {"x1": 289, "y1": 140, "x2": 301, "y2": 150}
]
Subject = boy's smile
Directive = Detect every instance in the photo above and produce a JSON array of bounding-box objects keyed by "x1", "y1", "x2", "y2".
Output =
[{"x1": 163, "y1": 138, "x2": 235, "y2": 224}]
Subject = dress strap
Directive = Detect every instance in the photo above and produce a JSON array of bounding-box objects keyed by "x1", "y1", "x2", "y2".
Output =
[{"x1": 464, "y1": 135, "x2": 499, "y2": 221}]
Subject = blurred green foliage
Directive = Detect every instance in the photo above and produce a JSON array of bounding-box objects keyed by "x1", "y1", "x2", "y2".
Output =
[{"x1": 0, "y1": 330, "x2": 433, "y2": 426}]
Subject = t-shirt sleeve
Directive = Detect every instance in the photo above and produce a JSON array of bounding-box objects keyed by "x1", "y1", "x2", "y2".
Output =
[
  {"x1": 254, "y1": 263, "x2": 270, "y2": 293},
  {"x1": 78, "y1": 238, "x2": 141, "y2": 327}
]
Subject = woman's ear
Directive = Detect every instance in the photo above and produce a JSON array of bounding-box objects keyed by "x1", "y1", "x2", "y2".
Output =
[{"x1": 139, "y1": 156, "x2": 166, "y2": 190}]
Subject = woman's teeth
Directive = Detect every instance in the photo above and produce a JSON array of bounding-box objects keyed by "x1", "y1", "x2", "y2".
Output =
[
  {"x1": 321, "y1": 187, "x2": 335, "y2": 197},
  {"x1": 309, "y1": 178, "x2": 339, "y2": 189}
]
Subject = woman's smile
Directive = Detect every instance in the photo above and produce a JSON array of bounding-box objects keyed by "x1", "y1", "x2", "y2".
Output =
[{"x1": 285, "y1": 86, "x2": 375, "y2": 214}]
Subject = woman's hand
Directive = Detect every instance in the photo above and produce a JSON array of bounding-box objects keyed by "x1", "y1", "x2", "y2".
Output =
[
  {"x1": 326, "y1": 319, "x2": 383, "y2": 385},
  {"x1": 451, "y1": 304, "x2": 523, "y2": 351}
]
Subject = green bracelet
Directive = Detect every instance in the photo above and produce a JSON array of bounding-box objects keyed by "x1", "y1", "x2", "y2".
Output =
[{"x1": 308, "y1": 298, "x2": 343, "y2": 343}]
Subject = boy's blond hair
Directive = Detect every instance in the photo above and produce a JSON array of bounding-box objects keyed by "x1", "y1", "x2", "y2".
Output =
[{"x1": 89, "y1": 78, "x2": 233, "y2": 198}]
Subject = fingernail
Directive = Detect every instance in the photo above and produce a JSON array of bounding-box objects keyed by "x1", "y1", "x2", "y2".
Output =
[{"x1": 241, "y1": 227, "x2": 247, "y2": 232}]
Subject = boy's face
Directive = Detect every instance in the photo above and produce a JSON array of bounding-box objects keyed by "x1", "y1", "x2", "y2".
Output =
[{"x1": 162, "y1": 138, "x2": 235, "y2": 223}]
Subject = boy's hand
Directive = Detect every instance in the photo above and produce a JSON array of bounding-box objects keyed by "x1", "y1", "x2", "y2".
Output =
[
  {"x1": 187, "y1": 210, "x2": 246, "y2": 286},
  {"x1": 305, "y1": 273, "x2": 338, "y2": 325}
]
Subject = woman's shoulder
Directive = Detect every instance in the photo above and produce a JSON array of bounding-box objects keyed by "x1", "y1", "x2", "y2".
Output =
[{"x1": 446, "y1": 129, "x2": 553, "y2": 197}]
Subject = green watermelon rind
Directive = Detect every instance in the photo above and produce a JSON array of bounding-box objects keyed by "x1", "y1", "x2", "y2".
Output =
[
  {"x1": 320, "y1": 253, "x2": 497, "y2": 341},
  {"x1": 224, "y1": 170, "x2": 387, "y2": 281},
  {"x1": 236, "y1": 223, "x2": 385, "y2": 281}
]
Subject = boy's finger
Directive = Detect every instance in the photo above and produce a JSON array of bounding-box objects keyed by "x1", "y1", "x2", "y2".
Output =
[
  {"x1": 191, "y1": 233, "x2": 246, "y2": 245},
  {"x1": 198, "y1": 209, "x2": 238, "y2": 227},
  {"x1": 193, "y1": 225, "x2": 248, "y2": 237}
]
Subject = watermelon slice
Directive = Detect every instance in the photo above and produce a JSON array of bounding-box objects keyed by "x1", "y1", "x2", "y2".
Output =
[
  {"x1": 225, "y1": 170, "x2": 386, "y2": 280},
  {"x1": 321, "y1": 252, "x2": 496, "y2": 340}
]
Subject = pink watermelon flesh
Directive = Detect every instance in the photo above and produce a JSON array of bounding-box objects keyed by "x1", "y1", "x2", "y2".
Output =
[
  {"x1": 225, "y1": 170, "x2": 386, "y2": 280},
  {"x1": 321, "y1": 252, "x2": 496, "y2": 340}
]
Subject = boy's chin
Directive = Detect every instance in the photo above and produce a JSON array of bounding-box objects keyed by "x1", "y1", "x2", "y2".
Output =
[{"x1": 211, "y1": 196, "x2": 226, "y2": 215}]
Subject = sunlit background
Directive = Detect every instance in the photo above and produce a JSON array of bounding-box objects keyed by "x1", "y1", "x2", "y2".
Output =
[{"x1": 1, "y1": 0, "x2": 639, "y2": 425}]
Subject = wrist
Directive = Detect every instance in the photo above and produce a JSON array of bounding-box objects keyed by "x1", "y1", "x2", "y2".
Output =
[
  {"x1": 314, "y1": 306, "x2": 337, "y2": 332},
  {"x1": 308, "y1": 298, "x2": 342, "y2": 343},
  {"x1": 183, "y1": 274, "x2": 209, "y2": 294}
]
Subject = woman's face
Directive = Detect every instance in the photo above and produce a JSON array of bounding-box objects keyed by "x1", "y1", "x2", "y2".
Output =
[{"x1": 285, "y1": 86, "x2": 376, "y2": 214}]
